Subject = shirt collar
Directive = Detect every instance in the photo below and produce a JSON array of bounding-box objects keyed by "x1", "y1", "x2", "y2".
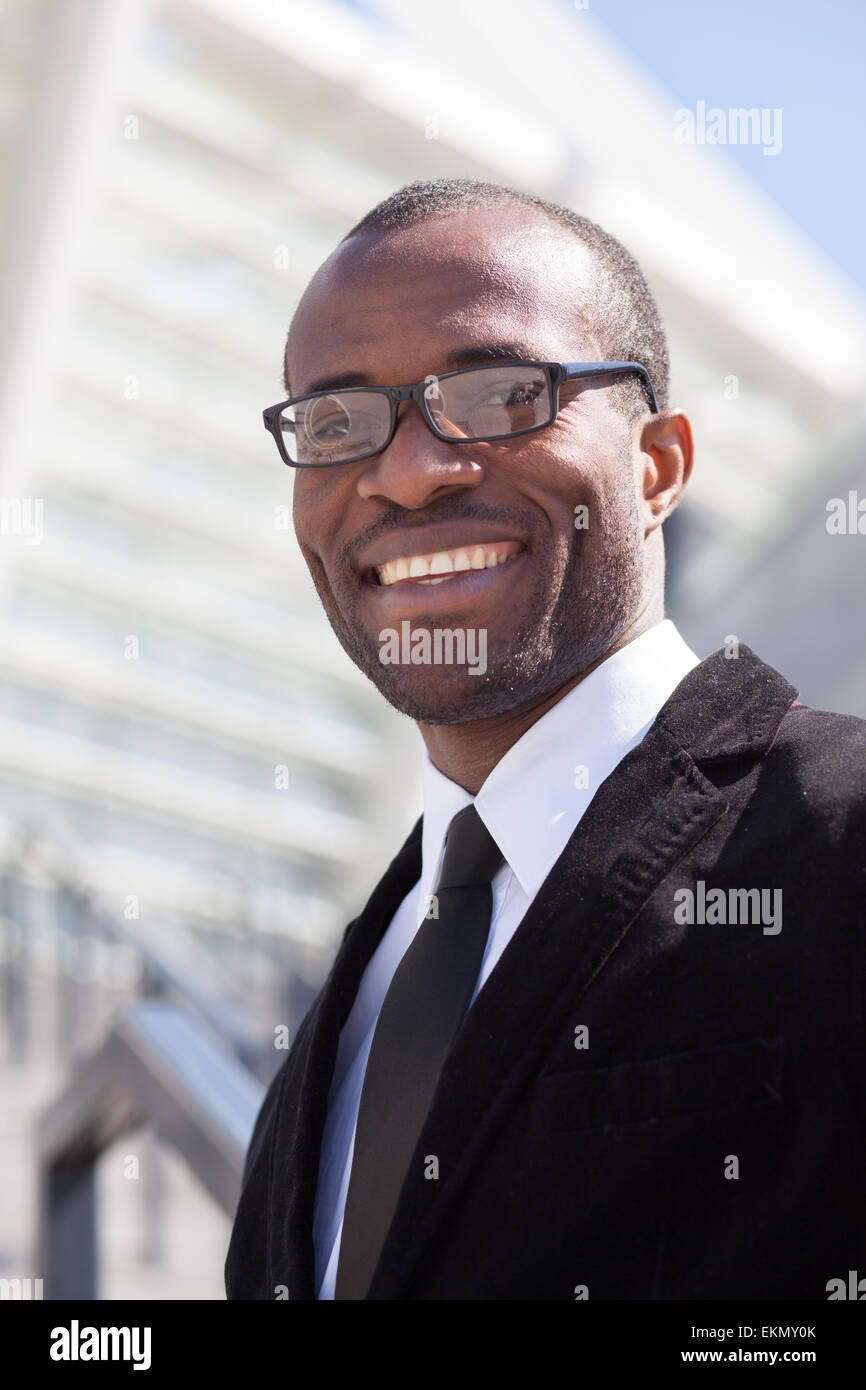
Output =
[{"x1": 419, "y1": 619, "x2": 701, "y2": 907}]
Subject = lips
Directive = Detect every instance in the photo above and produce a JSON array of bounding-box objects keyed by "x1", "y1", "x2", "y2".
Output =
[{"x1": 374, "y1": 540, "x2": 523, "y2": 586}]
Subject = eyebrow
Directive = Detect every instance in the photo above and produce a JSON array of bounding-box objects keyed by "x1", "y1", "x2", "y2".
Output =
[{"x1": 295, "y1": 342, "x2": 541, "y2": 397}]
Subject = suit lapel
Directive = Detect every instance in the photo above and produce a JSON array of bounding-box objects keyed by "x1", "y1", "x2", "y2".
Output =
[
  {"x1": 366, "y1": 646, "x2": 797, "y2": 1298},
  {"x1": 269, "y1": 816, "x2": 423, "y2": 1299}
]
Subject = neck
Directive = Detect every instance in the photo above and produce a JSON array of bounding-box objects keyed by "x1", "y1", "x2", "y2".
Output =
[{"x1": 417, "y1": 608, "x2": 662, "y2": 794}]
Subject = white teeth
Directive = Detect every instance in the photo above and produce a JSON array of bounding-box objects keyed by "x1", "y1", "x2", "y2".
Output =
[{"x1": 374, "y1": 541, "x2": 519, "y2": 585}]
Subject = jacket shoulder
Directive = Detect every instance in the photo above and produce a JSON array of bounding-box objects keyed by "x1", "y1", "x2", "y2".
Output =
[
  {"x1": 772, "y1": 701, "x2": 866, "y2": 769},
  {"x1": 765, "y1": 702, "x2": 866, "y2": 847}
]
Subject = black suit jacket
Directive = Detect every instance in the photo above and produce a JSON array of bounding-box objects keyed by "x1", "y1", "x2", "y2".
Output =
[{"x1": 225, "y1": 646, "x2": 866, "y2": 1299}]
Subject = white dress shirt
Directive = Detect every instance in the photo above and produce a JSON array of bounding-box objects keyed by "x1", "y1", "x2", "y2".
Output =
[{"x1": 312, "y1": 618, "x2": 701, "y2": 1298}]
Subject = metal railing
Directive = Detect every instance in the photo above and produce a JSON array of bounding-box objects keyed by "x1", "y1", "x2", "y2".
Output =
[
  {"x1": 0, "y1": 827, "x2": 319, "y2": 1298},
  {"x1": 0, "y1": 836, "x2": 299, "y2": 1083},
  {"x1": 36, "y1": 999, "x2": 264, "y2": 1299}
]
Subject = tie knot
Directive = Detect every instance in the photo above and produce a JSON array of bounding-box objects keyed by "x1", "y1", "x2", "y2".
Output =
[{"x1": 435, "y1": 804, "x2": 503, "y2": 891}]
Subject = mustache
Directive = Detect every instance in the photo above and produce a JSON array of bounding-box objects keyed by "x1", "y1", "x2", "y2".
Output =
[{"x1": 340, "y1": 498, "x2": 542, "y2": 573}]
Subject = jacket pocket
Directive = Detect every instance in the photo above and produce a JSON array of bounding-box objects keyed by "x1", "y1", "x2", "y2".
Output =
[{"x1": 533, "y1": 1035, "x2": 784, "y2": 1129}]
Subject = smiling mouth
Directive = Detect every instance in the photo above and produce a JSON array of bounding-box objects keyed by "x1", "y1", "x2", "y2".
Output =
[{"x1": 371, "y1": 540, "x2": 524, "y2": 586}]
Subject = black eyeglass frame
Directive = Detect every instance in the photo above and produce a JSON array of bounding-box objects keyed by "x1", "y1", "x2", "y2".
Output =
[{"x1": 263, "y1": 359, "x2": 660, "y2": 468}]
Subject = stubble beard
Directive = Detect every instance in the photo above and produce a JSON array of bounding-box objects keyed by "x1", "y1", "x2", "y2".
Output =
[{"x1": 304, "y1": 487, "x2": 646, "y2": 725}]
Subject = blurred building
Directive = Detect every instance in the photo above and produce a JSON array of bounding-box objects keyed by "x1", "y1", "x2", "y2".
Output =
[
  {"x1": 0, "y1": 0, "x2": 423, "y2": 995},
  {"x1": 677, "y1": 401, "x2": 866, "y2": 718},
  {"x1": 0, "y1": 0, "x2": 864, "y2": 1298}
]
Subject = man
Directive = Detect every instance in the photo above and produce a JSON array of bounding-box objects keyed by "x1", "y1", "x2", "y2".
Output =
[{"x1": 225, "y1": 177, "x2": 866, "y2": 1300}]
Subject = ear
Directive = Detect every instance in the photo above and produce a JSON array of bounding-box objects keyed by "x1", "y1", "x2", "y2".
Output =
[{"x1": 636, "y1": 409, "x2": 694, "y2": 536}]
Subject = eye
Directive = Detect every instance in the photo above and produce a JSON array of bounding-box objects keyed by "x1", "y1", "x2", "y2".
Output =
[
  {"x1": 504, "y1": 384, "x2": 543, "y2": 407},
  {"x1": 309, "y1": 420, "x2": 346, "y2": 444},
  {"x1": 302, "y1": 405, "x2": 377, "y2": 447},
  {"x1": 472, "y1": 381, "x2": 544, "y2": 409},
  {"x1": 303, "y1": 402, "x2": 349, "y2": 444}
]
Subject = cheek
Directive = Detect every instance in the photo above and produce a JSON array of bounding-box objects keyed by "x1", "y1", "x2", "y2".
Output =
[
  {"x1": 513, "y1": 434, "x2": 603, "y2": 536},
  {"x1": 551, "y1": 414, "x2": 635, "y2": 508},
  {"x1": 292, "y1": 476, "x2": 337, "y2": 554}
]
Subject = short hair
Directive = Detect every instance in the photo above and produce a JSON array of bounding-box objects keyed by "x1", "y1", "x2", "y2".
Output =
[{"x1": 341, "y1": 177, "x2": 669, "y2": 421}]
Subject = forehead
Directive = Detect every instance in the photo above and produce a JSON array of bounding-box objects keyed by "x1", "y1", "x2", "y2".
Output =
[{"x1": 285, "y1": 207, "x2": 601, "y2": 391}]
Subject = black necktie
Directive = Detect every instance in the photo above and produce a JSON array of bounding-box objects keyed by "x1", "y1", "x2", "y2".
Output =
[{"x1": 334, "y1": 803, "x2": 504, "y2": 1300}]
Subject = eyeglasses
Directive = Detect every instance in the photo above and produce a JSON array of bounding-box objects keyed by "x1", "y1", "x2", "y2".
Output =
[{"x1": 263, "y1": 359, "x2": 659, "y2": 468}]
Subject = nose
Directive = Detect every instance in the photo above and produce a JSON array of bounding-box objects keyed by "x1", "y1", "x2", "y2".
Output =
[{"x1": 355, "y1": 398, "x2": 484, "y2": 509}]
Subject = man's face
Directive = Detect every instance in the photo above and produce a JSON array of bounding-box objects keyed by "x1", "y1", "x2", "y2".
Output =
[{"x1": 287, "y1": 207, "x2": 650, "y2": 724}]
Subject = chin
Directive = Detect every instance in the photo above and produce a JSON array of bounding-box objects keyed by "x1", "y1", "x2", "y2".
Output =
[
  {"x1": 370, "y1": 662, "x2": 556, "y2": 725},
  {"x1": 371, "y1": 675, "x2": 490, "y2": 725}
]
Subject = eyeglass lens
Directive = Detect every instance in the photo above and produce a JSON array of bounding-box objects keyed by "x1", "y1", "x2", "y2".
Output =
[{"x1": 278, "y1": 363, "x2": 553, "y2": 465}]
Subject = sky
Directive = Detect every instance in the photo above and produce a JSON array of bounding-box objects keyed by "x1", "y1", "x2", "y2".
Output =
[{"x1": 580, "y1": 0, "x2": 866, "y2": 298}]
